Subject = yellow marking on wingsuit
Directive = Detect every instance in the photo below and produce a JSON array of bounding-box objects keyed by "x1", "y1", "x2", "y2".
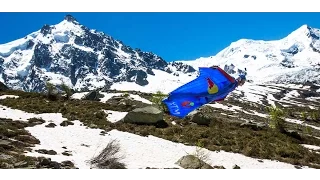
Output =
[{"x1": 208, "y1": 84, "x2": 219, "y2": 94}]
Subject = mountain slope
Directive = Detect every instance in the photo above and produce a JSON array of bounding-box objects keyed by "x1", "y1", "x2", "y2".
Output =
[
  {"x1": 179, "y1": 24, "x2": 320, "y2": 85},
  {"x1": 0, "y1": 15, "x2": 196, "y2": 92},
  {"x1": 105, "y1": 24, "x2": 320, "y2": 110}
]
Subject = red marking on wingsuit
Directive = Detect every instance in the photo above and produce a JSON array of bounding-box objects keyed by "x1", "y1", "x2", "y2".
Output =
[
  {"x1": 215, "y1": 67, "x2": 235, "y2": 83},
  {"x1": 181, "y1": 101, "x2": 194, "y2": 107},
  {"x1": 206, "y1": 77, "x2": 215, "y2": 88}
]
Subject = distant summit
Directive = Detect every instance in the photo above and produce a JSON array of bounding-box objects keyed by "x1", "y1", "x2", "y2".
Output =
[
  {"x1": 0, "y1": 15, "x2": 195, "y2": 92},
  {"x1": 64, "y1": 14, "x2": 78, "y2": 23},
  {"x1": 179, "y1": 24, "x2": 320, "y2": 85}
]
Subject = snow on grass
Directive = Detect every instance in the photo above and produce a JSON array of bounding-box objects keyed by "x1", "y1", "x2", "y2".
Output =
[
  {"x1": 71, "y1": 92, "x2": 89, "y2": 100},
  {"x1": 0, "y1": 95, "x2": 19, "y2": 99},
  {"x1": 285, "y1": 118, "x2": 320, "y2": 131},
  {"x1": 25, "y1": 125, "x2": 311, "y2": 169},
  {"x1": 99, "y1": 92, "x2": 123, "y2": 102},
  {"x1": 243, "y1": 92, "x2": 264, "y2": 104},
  {"x1": 239, "y1": 109, "x2": 269, "y2": 118},
  {"x1": 236, "y1": 85, "x2": 319, "y2": 108},
  {"x1": 128, "y1": 94, "x2": 152, "y2": 104},
  {"x1": 269, "y1": 83, "x2": 314, "y2": 91},
  {"x1": 280, "y1": 90, "x2": 301, "y2": 103},
  {"x1": 95, "y1": 69, "x2": 317, "y2": 111},
  {"x1": 100, "y1": 93, "x2": 153, "y2": 104},
  {"x1": 0, "y1": 105, "x2": 36, "y2": 121},
  {"x1": 103, "y1": 110, "x2": 128, "y2": 123},
  {"x1": 306, "y1": 97, "x2": 320, "y2": 102},
  {"x1": 252, "y1": 111, "x2": 268, "y2": 118},
  {"x1": 267, "y1": 94, "x2": 276, "y2": 106},
  {"x1": 25, "y1": 120, "x2": 108, "y2": 169},
  {"x1": 0, "y1": 103, "x2": 309, "y2": 169},
  {"x1": 230, "y1": 83, "x2": 281, "y2": 106},
  {"x1": 206, "y1": 103, "x2": 243, "y2": 112},
  {"x1": 212, "y1": 106, "x2": 320, "y2": 130},
  {"x1": 71, "y1": 92, "x2": 153, "y2": 105},
  {"x1": 301, "y1": 144, "x2": 320, "y2": 151}
]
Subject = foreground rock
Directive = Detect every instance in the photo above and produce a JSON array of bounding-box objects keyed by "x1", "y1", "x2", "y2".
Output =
[
  {"x1": 123, "y1": 106, "x2": 163, "y2": 124},
  {"x1": 105, "y1": 95, "x2": 151, "y2": 112},
  {"x1": 82, "y1": 90, "x2": 104, "y2": 101},
  {"x1": 240, "y1": 121, "x2": 268, "y2": 131},
  {"x1": 175, "y1": 155, "x2": 213, "y2": 169}
]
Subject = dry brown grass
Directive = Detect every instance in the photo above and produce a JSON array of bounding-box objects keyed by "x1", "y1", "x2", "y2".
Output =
[
  {"x1": 89, "y1": 139, "x2": 126, "y2": 169},
  {"x1": 1, "y1": 89, "x2": 320, "y2": 168}
]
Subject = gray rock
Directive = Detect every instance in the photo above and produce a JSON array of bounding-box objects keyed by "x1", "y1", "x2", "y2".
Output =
[
  {"x1": 175, "y1": 155, "x2": 213, "y2": 169},
  {"x1": 123, "y1": 106, "x2": 163, "y2": 124}
]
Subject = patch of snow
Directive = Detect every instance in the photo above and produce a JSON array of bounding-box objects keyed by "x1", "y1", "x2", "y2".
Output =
[
  {"x1": 301, "y1": 144, "x2": 320, "y2": 151},
  {"x1": 71, "y1": 92, "x2": 89, "y2": 100},
  {"x1": 128, "y1": 94, "x2": 152, "y2": 104},
  {"x1": 0, "y1": 105, "x2": 311, "y2": 169},
  {"x1": 285, "y1": 118, "x2": 320, "y2": 131},
  {"x1": 206, "y1": 103, "x2": 243, "y2": 112},
  {"x1": 0, "y1": 95, "x2": 19, "y2": 99},
  {"x1": 103, "y1": 110, "x2": 128, "y2": 123}
]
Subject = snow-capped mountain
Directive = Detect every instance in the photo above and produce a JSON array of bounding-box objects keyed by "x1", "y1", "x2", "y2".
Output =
[
  {"x1": 179, "y1": 24, "x2": 320, "y2": 85},
  {"x1": 1, "y1": 15, "x2": 320, "y2": 93},
  {"x1": 0, "y1": 15, "x2": 196, "y2": 92}
]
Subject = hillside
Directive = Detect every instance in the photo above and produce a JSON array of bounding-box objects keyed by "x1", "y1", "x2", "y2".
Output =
[{"x1": 0, "y1": 87, "x2": 320, "y2": 169}]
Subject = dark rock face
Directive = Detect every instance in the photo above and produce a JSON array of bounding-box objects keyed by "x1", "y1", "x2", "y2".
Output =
[
  {"x1": 0, "y1": 81, "x2": 9, "y2": 91},
  {"x1": 0, "y1": 15, "x2": 194, "y2": 93}
]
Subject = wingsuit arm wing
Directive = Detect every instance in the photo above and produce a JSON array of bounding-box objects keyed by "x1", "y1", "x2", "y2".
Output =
[{"x1": 210, "y1": 66, "x2": 236, "y2": 83}]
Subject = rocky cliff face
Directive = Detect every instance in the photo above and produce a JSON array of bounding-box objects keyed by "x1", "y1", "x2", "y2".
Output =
[{"x1": 0, "y1": 15, "x2": 196, "y2": 92}]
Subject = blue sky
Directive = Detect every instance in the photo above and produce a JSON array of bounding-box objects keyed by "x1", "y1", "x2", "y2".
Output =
[{"x1": 1, "y1": 12, "x2": 320, "y2": 62}]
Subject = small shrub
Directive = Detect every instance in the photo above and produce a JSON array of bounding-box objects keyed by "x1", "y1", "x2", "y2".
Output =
[
  {"x1": 190, "y1": 140, "x2": 211, "y2": 167},
  {"x1": 150, "y1": 91, "x2": 167, "y2": 110},
  {"x1": 45, "y1": 81, "x2": 55, "y2": 96},
  {"x1": 61, "y1": 83, "x2": 73, "y2": 100},
  {"x1": 311, "y1": 111, "x2": 320, "y2": 121},
  {"x1": 267, "y1": 105, "x2": 286, "y2": 133},
  {"x1": 303, "y1": 126, "x2": 312, "y2": 135},
  {"x1": 95, "y1": 111, "x2": 106, "y2": 119},
  {"x1": 89, "y1": 139, "x2": 126, "y2": 169},
  {"x1": 301, "y1": 111, "x2": 308, "y2": 121},
  {"x1": 286, "y1": 109, "x2": 295, "y2": 118},
  {"x1": 45, "y1": 81, "x2": 59, "y2": 101}
]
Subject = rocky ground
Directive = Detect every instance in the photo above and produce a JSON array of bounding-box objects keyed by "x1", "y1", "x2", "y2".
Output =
[
  {"x1": 0, "y1": 82, "x2": 320, "y2": 169},
  {"x1": 0, "y1": 117, "x2": 76, "y2": 169}
]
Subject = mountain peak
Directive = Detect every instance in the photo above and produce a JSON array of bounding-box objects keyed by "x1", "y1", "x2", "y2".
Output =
[
  {"x1": 285, "y1": 24, "x2": 312, "y2": 40},
  {"x1": 0, "y1": 14, "x2": 195, "y2": 92},
  {"x1": 294, "y1": 24, "x2": 310, "y2": 33},
  {"x1": 64, "y1": 14, "x2": 79, "y2": 24}
]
